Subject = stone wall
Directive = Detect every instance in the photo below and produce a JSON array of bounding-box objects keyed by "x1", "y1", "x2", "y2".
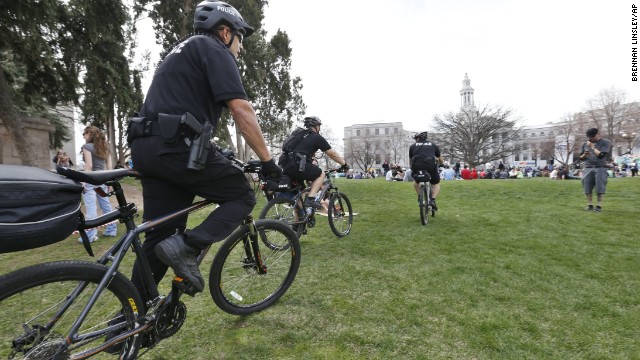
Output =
[{"x1": 0, "y1": 116, "x2": 55, "y2": 169}]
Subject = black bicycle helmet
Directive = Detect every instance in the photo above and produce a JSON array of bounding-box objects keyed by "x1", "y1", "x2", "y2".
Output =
[
  {"x1": 303, "y1": 116, "x2": 322, "y2": 128},
  {"x1": 414, "y1": 131, "x2": 428, "y2": 140},
  {"x1": 194, "y1": 1, "x2": 254, "y2": 37}
]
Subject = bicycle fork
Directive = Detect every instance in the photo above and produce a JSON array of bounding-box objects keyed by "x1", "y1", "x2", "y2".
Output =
[{"x1": 243, "y1": 215, "x2": 267, "y2": 274}]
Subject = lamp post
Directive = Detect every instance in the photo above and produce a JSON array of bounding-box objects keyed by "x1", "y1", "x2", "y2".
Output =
[{"x1": 622, "y1": 132, "x2": 637, "y2": 155}]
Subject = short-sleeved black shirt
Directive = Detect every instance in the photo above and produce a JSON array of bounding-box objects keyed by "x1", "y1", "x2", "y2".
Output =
[
  {"x1": 292, "y1": 132, "x2": 331, "y2": 157},
  {"x1": 139, "y1": 35, "x2": 247, "y2": 127},
  {"x1": 409, "y1": 141, "x2": 441, "y2": 160}
]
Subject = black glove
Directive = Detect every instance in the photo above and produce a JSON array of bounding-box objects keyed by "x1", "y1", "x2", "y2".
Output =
[
  {"x1": 339, "y1": 163, "x2": 350, "y2": 172},
  {"x1": 261, "y1": 159, "x2": 282, "y2": 180}
]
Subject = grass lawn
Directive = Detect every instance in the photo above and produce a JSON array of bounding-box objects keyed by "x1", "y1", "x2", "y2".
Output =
[{"x1": 1, "y1": 176, "x2": 638, "y2": 359}]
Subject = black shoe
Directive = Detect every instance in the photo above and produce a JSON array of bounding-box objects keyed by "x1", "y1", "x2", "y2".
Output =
[
  {"x1": 155, "y1": 234, "x2": 204, "y2": 295},
  {"x1": 594, "y1": 205, "x2": 602, "y2": 212},
  {"x1": 584, "y1": 205, "x2": 594, "y2": 211},
  {"x1": 303, "y1": 197, "x2": 323, "y2": 210},
  {"x1": 429, "y1": 199, "x2": 438, "y2": 211}
]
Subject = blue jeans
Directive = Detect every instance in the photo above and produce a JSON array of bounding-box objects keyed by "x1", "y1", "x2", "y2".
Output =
[{"x1": 83, "y1": 184, "x2": 117, "y2": 238}]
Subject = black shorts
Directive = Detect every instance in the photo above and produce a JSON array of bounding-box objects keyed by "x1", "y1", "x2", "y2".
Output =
[
  {"x1": 411, "y1": 163, "x2": 440, "y2": 185},
  {"x1": 283, "y1": 162, "x2": 322, "y2": 181}
]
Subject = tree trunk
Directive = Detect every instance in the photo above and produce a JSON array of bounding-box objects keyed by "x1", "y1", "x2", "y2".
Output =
[{"x1": 0, "y1": 70, "x2": 35, "y2": 166}]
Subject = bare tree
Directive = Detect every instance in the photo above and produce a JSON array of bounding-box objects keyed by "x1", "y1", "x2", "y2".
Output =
[
  {"x1": 551, "y1": 113, "x2": 580, "y2": 166},
  {"x1": 432, "y1": 105, "x2": 523, "y2": 168},
  {"x1": 387, "y1": 132, "x2": 408, "y2": 164},
  {"x1": 345, "y1": 137, "x2": 379, "y2": 173},
  {"x1": 583, "y1": 87, "x2": 632, "y2": 150}
]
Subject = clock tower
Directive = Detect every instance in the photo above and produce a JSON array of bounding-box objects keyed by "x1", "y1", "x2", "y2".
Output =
[{"x1": 460, "y1": 73, "x2": 476, "y2": 111}]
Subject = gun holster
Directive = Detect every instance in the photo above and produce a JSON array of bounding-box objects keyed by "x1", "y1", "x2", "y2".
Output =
[{"x1": 296, "y1": 154, "x2": 306, "y2": 172}]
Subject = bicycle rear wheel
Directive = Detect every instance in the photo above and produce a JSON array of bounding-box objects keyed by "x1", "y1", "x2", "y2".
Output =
[
  {"x1": 328, "y1": 192, "x2": 353, "y2": 237},
  {"x1": 209, "y1": 219, "x2": 301, "y2": 315},
  {"x1": 259, "y1": 195, "x2": 305, "y2": 241},
  {"x1": 420, "y1": 184, "x2": 429, "y2": 225},
  {"x1": 0, "y1": 261, "x2": 144, "y2": 359}
]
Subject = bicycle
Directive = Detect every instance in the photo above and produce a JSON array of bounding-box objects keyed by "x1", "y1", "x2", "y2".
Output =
[
  {"x1": 0, "y1": 159, "x2": 301, "y2": 359},
  {"x1": 259, "y1": 169, "x2": 353, "y2": 240},
  {"x1": 415, "y1": 170, "x2": 436, "y2": 225}
]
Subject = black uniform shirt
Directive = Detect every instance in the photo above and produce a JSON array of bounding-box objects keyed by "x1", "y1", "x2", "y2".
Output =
[
  {"x1": 293, "y1": 132, "x2": 331, "y2": 157},
  {"x1": 409, "y1": 141, "x2": 441, "y2": 159},
  {"x1": 140, "y1": 35, "x2": 247, "y2": 127}
]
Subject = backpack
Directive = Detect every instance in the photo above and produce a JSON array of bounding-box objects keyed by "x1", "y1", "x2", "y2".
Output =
[
  {"x1": 0, "y1": 165, "x2": 83, "y2": 253},
  {"x1": 282, "y1": 127, "x2": 309, "y2": 154}
]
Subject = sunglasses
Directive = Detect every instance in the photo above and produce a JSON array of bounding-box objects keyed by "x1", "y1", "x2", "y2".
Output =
[{"x1": 235, "y1": 31, "x2": 243, "y2": 44}]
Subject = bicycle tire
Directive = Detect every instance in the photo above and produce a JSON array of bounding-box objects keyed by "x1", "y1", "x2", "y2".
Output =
[
  {"x1": 420, "y1": 184, "x2": 429, "y2": 225},
  {"x1": 0, "y1": 261, "x2": 144, "y2": 359},
  {"x1": 259, "y1": 195, "x2": 305, "y2": 241},
  {"x1": 327, "y1": 192, "x2": 353, "y2": 237},
  {"x1": 208, "y1": 219, "x2": 301, "y2": 315}
]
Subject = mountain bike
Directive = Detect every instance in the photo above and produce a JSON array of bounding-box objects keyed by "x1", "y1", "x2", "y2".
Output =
[
  {"x1": 0, "y1": 159, "x2": 301, "y2": 359},
  {"x1": 259, "y1": 169, "x2": 353, "y2": 241},
  {"x1": 416, "y1": 170, "x2": 436, "y2": 225}
]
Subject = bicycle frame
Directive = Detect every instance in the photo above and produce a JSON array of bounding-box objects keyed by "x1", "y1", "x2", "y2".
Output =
[{"x1": 56, "y1": 177, "x2": 218, "y2": 346}]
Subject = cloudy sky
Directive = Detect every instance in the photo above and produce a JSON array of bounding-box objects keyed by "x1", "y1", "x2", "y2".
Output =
[{"x1": 138, "y1": 0, "x2": 639, "y2": 138}]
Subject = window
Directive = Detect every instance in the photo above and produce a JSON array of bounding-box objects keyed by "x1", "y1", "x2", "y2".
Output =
[
  {"x1": 515, "y1": 154, "x2": 520, "y2": 161},
  {"x1": 523, "y1": 154, "x2": 528, "y2": 161},
  {"x1": 540, "y1": 132, "x2": 545, "y2": 136},
  {"x1": 356, "y1": 130, "x2": 361, "y2": 136},
  {"x1": 375, "y1": 153, "x2": 381, "y2": 164},
  {"x1": 385, "y1": 128, "x2": 389, "y2": 135},
  {"x1": 375, "y1": 129, "x2": 379, "y2": 135},
  {"x1": 366, "y1": 129, "x2": 370, "y2": 135},
  {"x1": 394, "y1": 128, "x2": 398, "y2": 134}
]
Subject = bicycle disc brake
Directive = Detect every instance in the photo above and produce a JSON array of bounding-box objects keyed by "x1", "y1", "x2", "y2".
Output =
[{"x1": 154, "y1": 301, "x2": 187, "y2": 339}]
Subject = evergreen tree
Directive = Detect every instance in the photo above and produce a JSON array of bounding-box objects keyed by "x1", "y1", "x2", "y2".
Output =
[{"x1": 0, "y1": 1, "x2": 81, "y2": 165}]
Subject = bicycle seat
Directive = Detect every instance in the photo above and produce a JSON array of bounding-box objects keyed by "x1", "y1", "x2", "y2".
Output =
[{"x1": 57, "y1": 166, "x2": 139, "y2": 185}]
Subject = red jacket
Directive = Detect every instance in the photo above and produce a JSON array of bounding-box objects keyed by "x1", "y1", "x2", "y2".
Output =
[{"x1": 461, "y1": 168, "x2": 472, "y2": 180}]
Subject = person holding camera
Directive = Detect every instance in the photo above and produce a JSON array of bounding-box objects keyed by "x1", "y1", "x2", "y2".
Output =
[
  {"x1": 128, "y1": 1, "x2": 281, "y2": 296},
  {"x1": 579, "y1": 127, "x2": 611, "y2": 212}
]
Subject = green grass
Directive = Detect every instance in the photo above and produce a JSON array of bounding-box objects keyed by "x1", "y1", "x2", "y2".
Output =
[{"x1": 1, "y1": 177, "x2": 639, "y2": 359}]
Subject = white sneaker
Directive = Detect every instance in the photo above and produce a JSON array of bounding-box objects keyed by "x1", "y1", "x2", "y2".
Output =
[{"x1": 78, "y1": 235, "x2": 99, "y2": 244}]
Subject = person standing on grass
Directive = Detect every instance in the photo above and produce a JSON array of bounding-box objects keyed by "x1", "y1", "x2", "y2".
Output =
[
  {"x1": 81, "y1": 126, "x2": 118, "y2": 242},
  {"x1": 578, "y1": 127, "x2": 612, "y2": 212}
]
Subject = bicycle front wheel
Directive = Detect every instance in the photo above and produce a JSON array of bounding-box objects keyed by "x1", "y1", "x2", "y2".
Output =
[
  {"x1": 259, "y1": 195, "x2": 305, "y2": 241},
  {"x1": 328, "y1": 192, "x2": 353, "y2": 237},
  {"x1": 0, "y1": 261, "x2": 144, "y2": 359},
  {"x1": 209, "y1": 219, "x2": 301, "y2": 315}
]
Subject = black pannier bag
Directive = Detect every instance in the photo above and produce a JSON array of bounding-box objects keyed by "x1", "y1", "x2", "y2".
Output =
[{"x1": 0, "y1": 165, "x2": 83, "y2": 253}]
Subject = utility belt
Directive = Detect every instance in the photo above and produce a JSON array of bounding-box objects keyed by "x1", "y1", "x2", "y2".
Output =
[
  {"x1": 411, "y1": 155, "x2": 435, "y2": 165},
  {"x1": 127, "y1": 112, "x2": 214, "y2": 171},
  {"x1": 583, "y1": 165, "x2": 605, "y2": 168},
  {"x1": 281, "y1": 152, "x2": 310, "y2": 172}
]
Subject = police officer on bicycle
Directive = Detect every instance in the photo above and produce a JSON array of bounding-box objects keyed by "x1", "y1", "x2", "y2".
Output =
[
  {"x1": 128, "y1": 1, "x2": 281, "y2": 295},
  {"x1": 409, "y1": 132, "x2": 443, "y2": 209},
  {"x1": 279, "y1": 116, "x2": 348, "y2": 209}
]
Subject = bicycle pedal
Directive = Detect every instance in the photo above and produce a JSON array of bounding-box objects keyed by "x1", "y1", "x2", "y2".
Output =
[{"x1": 172, "y1": 278, "x2": 199, "y2": 297}]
